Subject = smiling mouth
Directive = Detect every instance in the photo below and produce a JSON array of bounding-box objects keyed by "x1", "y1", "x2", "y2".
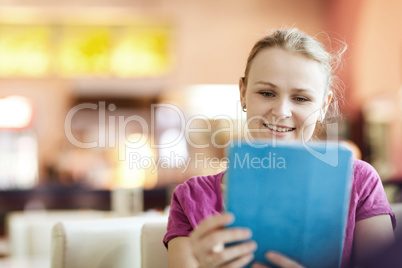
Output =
[{"x1": 263, "y1": 123, "x2": 295, "y2": 132}]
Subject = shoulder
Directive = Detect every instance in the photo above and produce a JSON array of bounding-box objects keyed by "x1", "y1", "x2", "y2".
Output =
[
  {"x1": 168, "y1": 171, "x2": 225, "y2": 228},
  {"x1": 353, "y1": 158, "x2": 378, "y2": 176},
  {"x1": 352, "y1": 158, "x2": 381, "y2": 186},
  {"x1": 351, "y1": 158, "x2": 385, "y2": 200},
  {"x1": 173, "y1": 171, "x2": 224, "y2": 203},
  {"x1": 351, "y1": 158, "x2": 395, "y2": 225}
]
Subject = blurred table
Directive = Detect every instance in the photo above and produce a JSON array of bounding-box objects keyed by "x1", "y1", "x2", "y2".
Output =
[
  {"x1": 0, "y1": 187, "x2": 169, "y2": 236},
  {"x1": 0, "y1": 257, "x2": 49, "y2": 268}
]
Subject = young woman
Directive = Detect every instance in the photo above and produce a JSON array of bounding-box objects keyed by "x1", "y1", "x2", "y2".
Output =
[{"x1": 163, "y1": 29, "x2": 396, "y2": 268}]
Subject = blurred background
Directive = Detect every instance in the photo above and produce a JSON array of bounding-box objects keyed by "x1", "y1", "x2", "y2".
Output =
[{"x1": 0, "y1": 0, "x2": 401, "y2": 262}]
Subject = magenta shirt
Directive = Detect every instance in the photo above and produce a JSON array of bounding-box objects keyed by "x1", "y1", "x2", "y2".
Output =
[{"x1": 163, "y1": 159, "x2": 396, "y2": 268}]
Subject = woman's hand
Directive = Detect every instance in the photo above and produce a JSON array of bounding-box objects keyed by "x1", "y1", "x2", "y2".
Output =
[
  {"x1": 251, "y1": 252, "x2": 305, "y2": 268},
  {"x1": 190, "y1": 213, "x2": 257, "y2": 267}
]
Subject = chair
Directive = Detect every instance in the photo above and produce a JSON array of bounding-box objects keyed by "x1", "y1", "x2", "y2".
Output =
[
  {"x1": 51, "y1": 215, "x2": 168, "y2": 268},
  {"x1": 6, "y1": 210, "x2": 108, "y2": 258},
  {"x1": 141, "y1": 221, "x2": 168, "y2": 268}
]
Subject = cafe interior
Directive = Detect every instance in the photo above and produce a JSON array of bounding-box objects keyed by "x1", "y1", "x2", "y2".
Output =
[{"x1": 0, "y1": 0, "x2": 401, "y2": 267}]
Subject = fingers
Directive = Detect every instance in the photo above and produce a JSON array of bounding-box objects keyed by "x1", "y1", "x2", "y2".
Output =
[
  {"x1": 191, "y1": 212, "x2": 253, "y2": 255},
  {"x1": 251, "y1": 262, "x2": 270, "y2": 268},
  {"x1": 199, "y1": 228, "x2": 252, "y2": 253},
  {"x1": 192, "y1": 227, "x2": 254, "y2": 267},
  {"x1": 189, "y1": 213, "x2": 257, "y2": 267},
  {"x1": 211, "y1": 241, "x2": 257, "y2": 267},
  {"x1": 220, "y1": 253, "x2": 255, "y2": 268},
  {"x1": 191, "y1": 213, "x2": 234, "y2": 241},
  {"x1": 197, "y1": 240, "x2": 256, "y2": 268},
  {"x1": 265, "y1": 251, "x2": 305, "y2": 268}
]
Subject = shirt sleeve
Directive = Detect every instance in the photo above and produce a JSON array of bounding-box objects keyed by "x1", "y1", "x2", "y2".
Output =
[
  {"x1": 163, "y1": 184, "x2": 193, "y2": 248},
  {"x1": 354, "y1": 160, "x2": 396, "y2": 229}
]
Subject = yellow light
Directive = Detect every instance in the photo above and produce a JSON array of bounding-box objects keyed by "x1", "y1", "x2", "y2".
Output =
[
  {"x1": 115, "y1": 133, "x2": 158, "y2": 189},
  {"x1": 0, "y1": 96, "x2": 33, "y2": 129},
  {"x1": 0, "y1": 25, "x2": 51, "y2": 77},
  {"x1": 111, "y1": 27, "x2": 171, "y2": 77},
  {"x1": 56, "y1": 26, "x2": 111, "y2": 76},
  {"x1": 0, "y1": 24, "x2": 172, "y2": 78}
]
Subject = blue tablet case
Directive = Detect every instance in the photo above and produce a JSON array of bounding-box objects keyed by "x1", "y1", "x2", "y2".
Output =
[{"x1": 225, "y1": 141, "x2": 353, "y2": 268}]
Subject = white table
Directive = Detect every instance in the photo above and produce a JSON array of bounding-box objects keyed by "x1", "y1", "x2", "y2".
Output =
[{"x1": 0, "y1": 257, "x2": 49, "y2": 268}]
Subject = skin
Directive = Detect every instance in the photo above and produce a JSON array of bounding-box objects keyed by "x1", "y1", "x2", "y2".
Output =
[
  {"x1": 167, "y1": 47, "x2": 395, "y2": 268},
  {"x1": 240, "y1": 48, "x2": 331, "y2": 142}
]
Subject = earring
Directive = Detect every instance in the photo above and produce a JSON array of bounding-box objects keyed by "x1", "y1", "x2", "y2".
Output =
[
  {"x1": 318, "y1": 110, "x2": 324, "y2": 123},
  {"x1": 242, "y1": 105, "x2": 247, "y2": 112}
]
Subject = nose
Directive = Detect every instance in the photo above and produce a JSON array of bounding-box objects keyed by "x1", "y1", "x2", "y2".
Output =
[{"x1": 271, "y1": 98, "x2": 292, "y2": 121}]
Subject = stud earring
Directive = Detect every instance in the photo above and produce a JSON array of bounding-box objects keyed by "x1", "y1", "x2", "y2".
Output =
[{"x1": 318, "y1": 110, "x2": 324, "y2": 123}]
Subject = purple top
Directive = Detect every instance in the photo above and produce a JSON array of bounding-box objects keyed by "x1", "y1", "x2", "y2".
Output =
[{"x1": 163, "y1": 159, "x2": 396, "y2": 268}]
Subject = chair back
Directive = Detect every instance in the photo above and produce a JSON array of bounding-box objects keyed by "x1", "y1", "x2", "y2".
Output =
[
  {"x1": 51, "y1": 216, "x2": 167, "y2": 268},
  {"x1": 141, "y1": 221, "x2": 168, "y2": 268},
  {"x1": 6, "y1": 210, "x2": 107, "y2": 258}
]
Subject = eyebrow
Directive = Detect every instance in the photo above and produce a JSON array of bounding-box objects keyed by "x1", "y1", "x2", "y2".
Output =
[
  {"x1": 254, "y1": 81, "x2": 277, "y2": 88},
  {"x1": 254, "y1": 80, "x2": 314, "y2": 94},
  {"x1": 293, "y1": 88, "x2": 313, "y2": 94}
]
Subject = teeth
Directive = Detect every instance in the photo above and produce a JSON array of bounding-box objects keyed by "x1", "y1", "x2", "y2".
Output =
[{"x1": 265, "y1": 123, "x2": 293, "y2": 132}]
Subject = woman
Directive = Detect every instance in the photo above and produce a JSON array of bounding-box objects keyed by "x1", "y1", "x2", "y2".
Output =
[{"x1": 163, "y1": 29, "x2": 396, "y2": 268}]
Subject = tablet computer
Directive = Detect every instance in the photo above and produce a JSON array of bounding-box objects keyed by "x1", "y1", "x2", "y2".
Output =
[{"x1": 225, "y1": 141, "x2": 352, "y2": 268}]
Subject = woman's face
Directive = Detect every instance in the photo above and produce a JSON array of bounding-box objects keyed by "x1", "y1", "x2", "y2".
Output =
[{"x1": 240, "y1": 47, "x2": 332, "y2": 142}]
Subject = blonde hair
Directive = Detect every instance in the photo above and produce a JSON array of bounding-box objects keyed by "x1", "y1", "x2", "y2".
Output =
[{"x1": 242, "y1": 28, "x2": 346, "y2": 124}]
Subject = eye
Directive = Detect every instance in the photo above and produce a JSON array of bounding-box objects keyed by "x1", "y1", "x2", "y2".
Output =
[
  {"x1": 294, "y1": 97, "x2": 309, "y2": 102},
  {"x1": 259, "y1": 92, "x2": 275, "y2": 97}
]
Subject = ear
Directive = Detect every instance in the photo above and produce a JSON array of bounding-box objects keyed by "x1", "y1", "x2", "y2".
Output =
[
  {"x1": 239, "y1": 77, "x2": 247, "y2": 107},
  {"x1": 320, "y1": 90, "x2": 333, "y2": 121}
]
